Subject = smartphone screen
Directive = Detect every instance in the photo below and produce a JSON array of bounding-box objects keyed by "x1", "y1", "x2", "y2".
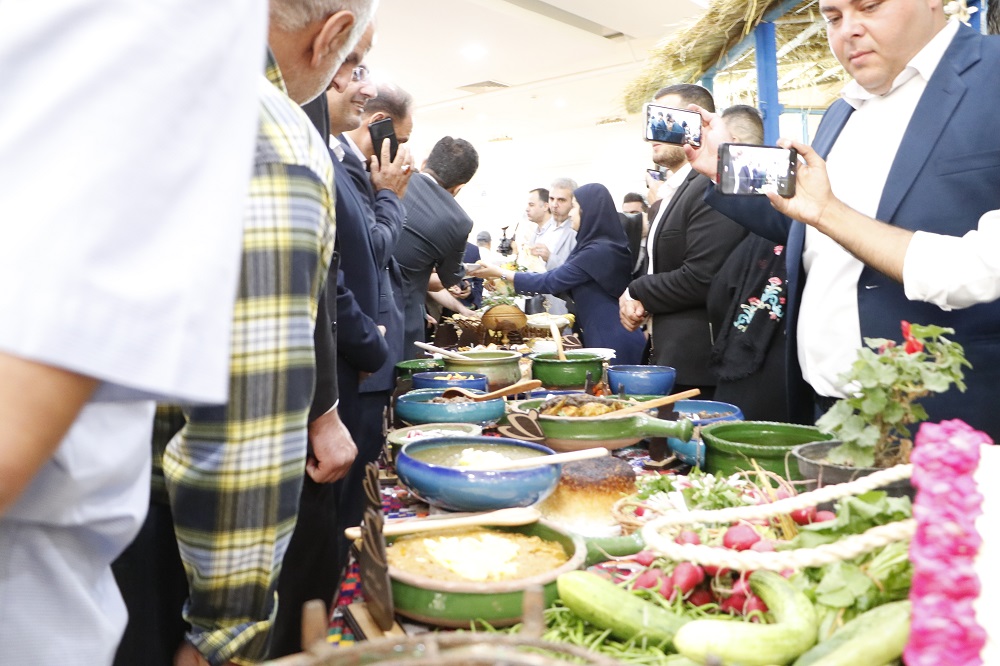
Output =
[
  {"x1": 716, "y1": 143, "x2": 797, "y2": 198},
  {"x1": 368, "y1": 117, "x2": 399, "y2": 162},
  {"x1": 646, "y1": 168, "x2": 665, "y2": 182},
  {"x1": 643, "y1": 102, "x2": 702, "y2": 147}
]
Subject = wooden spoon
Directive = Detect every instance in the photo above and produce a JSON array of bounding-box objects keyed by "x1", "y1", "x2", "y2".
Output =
[
  {"x1": 441, "y1": 378, "x2": 542, "y2": 400},
  {"x1": 550, "y1": 322, "x2": 567, "y2": 361},
  {"x1": 467, "y1": 446, "x2": 610, "y2": 471},
  {"x1": 344, "y1": 506, "x2": 540, "y2": 541},
  {"x1": 600, "y1": 388, "x2": 701, "y2": 418},
  {"x1": 413, "y1": 340, "x2": 473, "y2": 360}
]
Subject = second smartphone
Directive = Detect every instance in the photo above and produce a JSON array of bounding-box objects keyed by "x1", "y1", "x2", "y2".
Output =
[
  {"x1": 716, "y1": 143, "x2": 797, "y2": 198},
  {"x1": 368, "y1": 117, "x2": 399, "y2": 162}
]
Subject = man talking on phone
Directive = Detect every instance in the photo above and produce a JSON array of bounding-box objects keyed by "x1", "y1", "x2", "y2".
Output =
[
  {"x1": 619, "y1": 84, "x2": 745, "y2": 399},
  {"x1": 686, "y1": 0, "x2": 1000, "y2": 439}
]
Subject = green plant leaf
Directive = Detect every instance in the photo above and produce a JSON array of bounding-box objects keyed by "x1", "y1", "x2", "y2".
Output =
[
  {"x1": 827, "y1": 440, "x2": 874, "y2": 467},
  {"x1": 860, "y1": 390, "x2": 888, "y2": 416}
]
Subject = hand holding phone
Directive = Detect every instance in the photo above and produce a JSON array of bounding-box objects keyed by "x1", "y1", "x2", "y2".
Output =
[
  {"x1": 368, "y1": 117, "x2": 398, "y2": 162},
  {"x1": 646, "y1": 168, "x2": 666, "y2": 182},
  {"x1": 716, "y1": 143, "x2": 797, "y2": 198}
]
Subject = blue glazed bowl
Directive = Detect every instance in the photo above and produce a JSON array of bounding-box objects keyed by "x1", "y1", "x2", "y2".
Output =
[
  {"x1": 395, "y1": 436, "x2": 560, "y2": 512},
  {"x1": 395, "y1": 388, "x2": 506, "y2": 426},
  {"x1": 411, "y1": 371, "x2": 489, "y2": 392},
  {"x1": 607, "y1": 365, "x2": 677, "y2": 396},
  {"x1": 668, "y1": 399, "x2": 743, "y2": 467}
]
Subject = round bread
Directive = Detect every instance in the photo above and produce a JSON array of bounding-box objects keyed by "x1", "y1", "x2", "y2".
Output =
[{"x1": 537, "y1": 456, "x2": 636, "y2": 536}]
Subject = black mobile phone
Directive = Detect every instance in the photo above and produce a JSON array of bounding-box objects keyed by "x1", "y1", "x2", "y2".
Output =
[
  {"x1": 643, "y1": 102, "x2": 702, "y2": 147},
  {"x1": 646, "y1": 167, "x2": 666, "y2": 182},
  {"x1": 716, "y1": 143, "x2": 797, "y2": 198},
  {"x1": 368, "y1": 117, "x2": 398, "y2": 162}
]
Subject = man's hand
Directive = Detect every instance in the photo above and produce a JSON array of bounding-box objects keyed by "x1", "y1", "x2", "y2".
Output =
[
  {"x1": 530, "y1": 243, "x2": 551, "y2": 262},
  {"x1": 764, "y1": 139, "x2": 838, "y2": 230},
  {"x1": 618, "y1": 291, "x2": 646, "y2": 332},
  {"x1": 683, "y1": 104, "x2": 730, "y2": 182},
  {"x1": 448, "y1": 281, "x2": 472, "y2": 300},
  {"x1": 306, "y1": 408, "x2": 357, "y2": 483},
  {"x1": 370, "y1": 139, "x2": 414, "y2": 199}
]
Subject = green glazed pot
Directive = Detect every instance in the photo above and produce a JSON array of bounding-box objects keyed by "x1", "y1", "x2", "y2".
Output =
[
  {"x1": 529, "y1": 351, "x2": 605, "y2": 389},
  {"x1": 388, "y1": 520, "x2": 585, "y2": 628},
  {"x1": 443, "y1": 350, "x2": 523, "y2": 392},
  {"x1": 395, "y1": 358, "x2": 445, "y2": 380},
  {"x1": 700, "y1": 421, "x2": 833, "y2": 480},
  {"x1": 509, "y1": 398, "x2": 694, "y2": 452}
]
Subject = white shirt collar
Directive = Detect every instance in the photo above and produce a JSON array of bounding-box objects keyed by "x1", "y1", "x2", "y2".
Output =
[
  {"x1": 841, "y1": 19, "x2": 959, "y2": 109},
  {"x1": 341, "y1": 133, "x2": 368, "y2": 165},
  {"x1": 328, "y1": 134, "x2": 346, "y2": 162},
  {"x1": 664, "y1": 163, "x2": 692, "y2": 190}
]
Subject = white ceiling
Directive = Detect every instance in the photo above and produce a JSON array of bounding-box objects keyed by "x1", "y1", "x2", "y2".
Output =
[{"x1": 364, "y1": 0, "x2": 709, "y2": 235}]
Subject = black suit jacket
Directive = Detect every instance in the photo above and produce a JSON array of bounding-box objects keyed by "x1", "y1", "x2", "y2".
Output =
[
  {"x1": 338, "y1": 139, "x2": 406, "y2": 393},
  {"x1": 394, "y1": 172, "x2": 474, "y2": 359},
  {"x1": 329, "y1": 149, "x2": 389, "y2": 407},
  {"x1": 628, "y1": 170, "x2": 746, "y2": 387}
]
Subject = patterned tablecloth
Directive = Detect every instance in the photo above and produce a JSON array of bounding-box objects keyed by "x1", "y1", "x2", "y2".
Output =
[{"x1": 325, "y1": 442, "x2": 669, "y2": 645}]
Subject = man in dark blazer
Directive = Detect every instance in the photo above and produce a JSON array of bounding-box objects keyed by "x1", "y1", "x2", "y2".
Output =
[
  {"x1": 394, "y1": 136, "x2": 479, "y2": 359},
  {"x1": 621, "y1": 84, "x2": 746, "y2": 398},
  {"x1": 690, "y1": 2, "x2": 1000, "y2": 438}
]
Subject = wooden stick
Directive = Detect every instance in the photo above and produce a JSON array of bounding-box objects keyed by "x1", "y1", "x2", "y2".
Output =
[
  {"x1": 608, "y1": 388, "x2": 701, "y2": 418},
  {"x1": 344, "y1": 506, "x2": 540, "y2": 541}
]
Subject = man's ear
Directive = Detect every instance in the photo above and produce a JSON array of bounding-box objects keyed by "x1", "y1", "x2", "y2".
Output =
[
  {"x1": 310, "y1": 10, "x2": 355, "y2": 68},
  {"x1": 448, "y1": 183, "x2": 465, "y2": 197},
  {"x1": 366, "y1": 111, "x2": 389, "y2": 127}
]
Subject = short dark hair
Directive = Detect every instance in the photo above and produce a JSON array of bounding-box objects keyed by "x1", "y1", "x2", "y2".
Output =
[
  {"x1": 530, "y1": 187, "x2": 549, "y2": 203},
  {"x1": 622, "y1": 191, "x2": 648, "y2": 213},
  {"x1": 721, "y1": 105, "x2": 764, "y2": 144},
  {"x1": 653, "y1": 83, "x2": 715, "y2": 113},
  {"x1": 989, "y1": 0, "x2": 999, "y2": 35},
  {"x1": 425, "y1": 136, "x2": 479, "y2": 189},
  {"x1": 364, "y1": 82, "x2": 413, "y2": 121}
]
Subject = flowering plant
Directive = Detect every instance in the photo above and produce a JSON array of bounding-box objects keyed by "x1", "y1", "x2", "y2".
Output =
[{"x1": 816, "y1": 322, "x2": 970, "y2": 468}]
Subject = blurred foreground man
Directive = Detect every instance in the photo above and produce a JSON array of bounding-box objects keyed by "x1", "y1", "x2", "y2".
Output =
[{"x1": 0, "y1": 2, "x2": 267, "y2": 664}]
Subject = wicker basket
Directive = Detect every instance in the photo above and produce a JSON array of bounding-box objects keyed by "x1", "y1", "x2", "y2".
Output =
[{"x1": 639, "y1": 464, "x2": 915, "y2": 572}]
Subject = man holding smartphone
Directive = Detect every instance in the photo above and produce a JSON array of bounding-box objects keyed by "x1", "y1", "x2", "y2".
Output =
[{"x1": 687, "y1": 0, "x2": 1000, "y2": 439}]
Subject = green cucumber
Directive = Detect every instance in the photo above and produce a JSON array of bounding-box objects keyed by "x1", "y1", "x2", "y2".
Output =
[
  {"x1": 673, "y1": 569, "x2": 818, "y2": 666},
  {"x1": 792, "y1": 600, "x2": 910, "y2": 666},
  {"x1": 556, "y1": 570, "x2": 689, "y2": 647},
  {"x1": 583, "y1": 532, "x2": 644, "y2": 566}
]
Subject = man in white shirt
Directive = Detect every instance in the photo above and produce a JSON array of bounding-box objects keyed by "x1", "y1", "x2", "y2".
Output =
[
  {"x1": 690, "y1": 0, "x2": 1000, "y2": 436},
  {"x1": 523, "y1": 181, "x2": 578, "y2": 315},
  {"x1": 0, "y1": 1, "x2": 267, "y2": 663}
]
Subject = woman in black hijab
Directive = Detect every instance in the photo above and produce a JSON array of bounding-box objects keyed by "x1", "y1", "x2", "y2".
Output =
[{"x1": 471, "y1": 183, "x2": 645, "y2": 364}]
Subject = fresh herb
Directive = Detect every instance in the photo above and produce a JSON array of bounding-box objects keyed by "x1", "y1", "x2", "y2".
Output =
[
  {"x1": 635, "y1": 468, "x2": 754, "y2": 511},
  {"x1": 781, "y1": 491, "x2": 911, "y2": 550}
]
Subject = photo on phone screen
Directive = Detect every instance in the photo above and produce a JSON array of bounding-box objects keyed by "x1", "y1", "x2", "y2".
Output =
[
  {"x1": 368, "y1": 117, "x2": 399, "y2": 162},
  {"x1": 643, "y1": 102, "x2": 702, "y2": 147},
  {"x1": 646, "y1": 167, "x2": 666, "y2": 182},
  {"x1": 716, "y1": 143, "x2": 797, "y2": 197}
]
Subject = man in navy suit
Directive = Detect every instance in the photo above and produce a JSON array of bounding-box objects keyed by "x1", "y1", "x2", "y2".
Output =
[{"x1": 689, "y1": 0, "x2": 1000, "y2": 438}]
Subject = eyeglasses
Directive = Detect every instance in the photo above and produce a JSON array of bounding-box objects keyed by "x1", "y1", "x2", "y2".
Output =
[{"x1": 351, "y1": 65, "x2": 370, "y2": 82}]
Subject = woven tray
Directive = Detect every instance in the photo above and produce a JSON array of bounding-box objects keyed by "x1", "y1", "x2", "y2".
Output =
[{"x1": 639, "y1": 464, "x2": 916, "y2": 572}]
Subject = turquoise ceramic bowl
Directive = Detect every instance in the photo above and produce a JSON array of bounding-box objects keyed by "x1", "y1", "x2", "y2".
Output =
[
  {"x1": 606, "y1": 365, "x2": 677, "y2": 396},
  {"x1": 395, "y1": 436, "x2": 560, "y2": 512},
  {"x1": 395, "y1": 388, "x2": 505, "y2": 426},
  {"x1": 668, "y1": 399, "x2": 743, "y2": 467}
]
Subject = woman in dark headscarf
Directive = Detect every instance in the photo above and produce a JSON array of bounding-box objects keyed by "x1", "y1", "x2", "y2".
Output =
[{"x1": 470, "y1": 183, "x2": 646, "y2": 364}]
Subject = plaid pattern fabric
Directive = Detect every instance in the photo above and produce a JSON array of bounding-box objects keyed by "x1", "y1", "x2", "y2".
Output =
[{"x1": 161, "y1": 53, "x2": 336, "y2": 666}]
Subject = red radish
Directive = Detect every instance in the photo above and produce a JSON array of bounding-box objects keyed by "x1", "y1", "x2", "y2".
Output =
[
  {"x1": 687, "y1": 587, "x2": 714, "y2": 607},
  {"x1": 775, "y1": 487, "x2": 793, "y2": 501},
  {"x1": 744, "y1": 594, "x2": 769, "y2": 619},
  {"x1": 790, "y1": 505, "x2": 817, "y2": 525},
  {"x1": 723, "y1": 523, "x2": 761, "y2": 551},
  {"x1": 634, "y1": 506, "x2": 646, "y2": 517},
  {"x1": 814, "y1": 510, "x2": 837, "y2": 522},
  {"x1": 659, "y1": 573, "x2": 677, "y2": 600},
  {"x1": 633, "y1": 550, "x2": 657, "y2": 567},
  {"x1": 675, "y1": 530, "x2": 701, "y2": 545},
  {"x1": 671, "y1": 562, "x2": 706, "y2": 594},
  {"x1": 750, "y1": 539, "x2": 775, "y2": 552},
  {"x1": 704, "y1": 564, "x2": 730, "y2": 577},
  {"x1": 731, "y1": 576, "x2": 752, "y2": 598},
  {"x1": 720, "y1": 593, "x2": 747, "y2": 614},
  {"x1": 634, "y1": 569, "x2": 661, "y2": 590}
]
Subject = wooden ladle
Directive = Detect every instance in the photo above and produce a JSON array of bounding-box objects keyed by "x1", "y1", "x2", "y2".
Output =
[
  {"x1": 550, "y1": 322, "x2": 567, "y2": 361},
  {"x1": 465, "y1": 446, "x2": 610, "y2": 471},
  {"x1": 413, "y1": 340, "x2": 473, "y2": 361},
  {"x1": 441, "y1": 378, "x2": 542, "y2": 400},
  {"x1": 601, "y1": 388, "x2": 701, "y2": 418},
  {"x1": 344, "y1": 506, "x2": 540, "y2": 541}
]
